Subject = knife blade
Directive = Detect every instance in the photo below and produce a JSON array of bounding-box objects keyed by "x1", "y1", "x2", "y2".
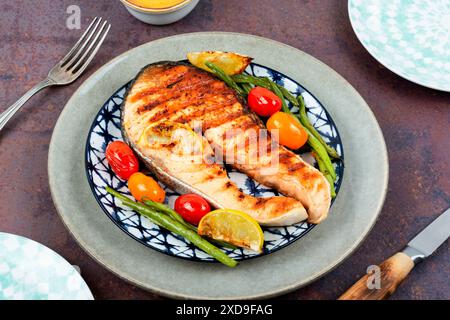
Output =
[
  {"x1": 339, "y1": 207, "x2": 450, "y2": 300},
  {"x1": 403, "y1": 207, "x2": 450, "y2": 263}
]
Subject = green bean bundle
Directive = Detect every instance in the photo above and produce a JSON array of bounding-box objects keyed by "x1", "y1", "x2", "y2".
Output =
[
  {"x1": 233, "y1": 75, "x2": 340, "y2": 160},
  {"x1": 143, "y1": 199, "x2": 238, "y2": 249},
  {"x1": 205, "y1": 62, "x2": 245, "y2": 96},
  {"x1": 209, "y1": 65, "x2": 339, "y2": 196},
  {"x1": 106, "y1": 187, "x2": 238, "y2": 267}
]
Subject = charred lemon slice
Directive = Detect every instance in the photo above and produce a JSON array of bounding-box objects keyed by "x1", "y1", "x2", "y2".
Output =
[
  {"x1": 137, "y1": 122, "x2": 204, "y2": 157},
  {"x1": 137, "y1": 123, "x2": 173, "y2": 146},
  {"x1": 198, "y1": 209, "x2": 264, "y2": 253},
  {"x1": 187, "y1": 51, "x2": 253, "y2": 75}
]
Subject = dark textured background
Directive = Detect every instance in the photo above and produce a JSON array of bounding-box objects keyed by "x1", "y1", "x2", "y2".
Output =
[{"x1": 0, "y1": 0, "x2": 448, "y2": 300}]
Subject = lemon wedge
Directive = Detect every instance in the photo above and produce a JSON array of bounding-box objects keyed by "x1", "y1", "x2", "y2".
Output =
[
  {"x1": 187, "y1": 51, "x2": 253, "y2": 75},
  {"x1": 198, "y1": 209, "x2": 264, "y2": 253}
]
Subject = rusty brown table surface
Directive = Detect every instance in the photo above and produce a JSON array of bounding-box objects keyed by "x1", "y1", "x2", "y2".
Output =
[{"x1": 0, "y1": 0, "x2": 449, "y2": 300}]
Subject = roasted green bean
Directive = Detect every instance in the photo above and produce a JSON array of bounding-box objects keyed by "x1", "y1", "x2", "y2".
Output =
[
  {"x1": 205, "y1": 62, "x2": 245, "y2": 96},
  {"x1": 268, "y1": 80, "x2": 289, "y2": 113},
  {"x1": 107, "y1": 187, "x2": 238, "y2": 267},
  {"x1": 277, "y1": 85, "x2": 299, "y2": 106},
  {"x1": 216, "y1": 67, "x2": 339, "y2": 182},
  {"x1": 297, "y1": 95, "x2": 340, "y2": 159},
  {"x1": 240, "y1": 82, "x2": 253, "y2": 95},
  {"x1": 313, "y1": 153, "x2": 336, "y2": 198},
  {"x1": 143, "y1": 199, "x2": 237, "y2": 250},
  {"x1": 232, "y1": 74, "x2": 269, "y2": 88},
  {"x1": 232, "y1": 74, "x2": 297, "y2": 106}
]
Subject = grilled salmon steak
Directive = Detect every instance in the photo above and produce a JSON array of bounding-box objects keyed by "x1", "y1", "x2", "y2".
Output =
[{"x1": 122, "y1": 61, "x2": 331, "y2": 225}]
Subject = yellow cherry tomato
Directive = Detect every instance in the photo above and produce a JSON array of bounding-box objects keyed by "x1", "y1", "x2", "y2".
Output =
[
  {"x1": 128, "y1": 172, "x2": 165, "y2": 203},
  {"x1": 266, "y1": 112, "x2": 308, "y2": 150}
]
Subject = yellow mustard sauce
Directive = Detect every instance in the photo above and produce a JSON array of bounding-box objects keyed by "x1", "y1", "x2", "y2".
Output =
[{"x1": 126, "y1": 0, "x2": 187, "y2": 9}]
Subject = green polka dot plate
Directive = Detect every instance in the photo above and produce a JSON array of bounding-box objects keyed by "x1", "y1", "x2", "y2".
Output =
[
  {"x1": 348, "y1": 0, "x2": 450, "y2": 91},
  {"x1": 0, "y1": 233, "x2": 94, "y2": 300}
]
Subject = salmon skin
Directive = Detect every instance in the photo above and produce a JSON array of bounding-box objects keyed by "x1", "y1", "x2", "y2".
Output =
[{"x1": 121, "y1": 61, "x2": 330, "y2": 225}]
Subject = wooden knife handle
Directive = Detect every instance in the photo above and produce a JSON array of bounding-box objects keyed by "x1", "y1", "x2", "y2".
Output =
[{"x1": 338, "y1": 252, "x2": 414, "y2": 300}]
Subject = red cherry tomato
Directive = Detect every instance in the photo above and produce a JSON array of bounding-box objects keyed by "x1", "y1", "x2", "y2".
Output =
[
  {"x1": 105, "y1": 141, "x2": 139, "y2": 180},
  {"x1": 174, "y1": 194, "x2": 211, "y2": 226},
  {"x1": 247, "y1": 86, "x2": 282, "y2": 117}
]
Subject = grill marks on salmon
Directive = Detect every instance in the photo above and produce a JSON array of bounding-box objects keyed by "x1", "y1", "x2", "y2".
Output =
[
  {"x1": 204, "y1": 117, "x2": 331, "y2": 224},
  {"x1": 126, "y1": 121, "x2": 307, "y2": 226},
  {"x1": 122, "y1": 62, "x2": 331, "y2": 225}
]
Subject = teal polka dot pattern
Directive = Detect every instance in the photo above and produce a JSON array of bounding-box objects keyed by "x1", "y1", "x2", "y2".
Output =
[
  {"x1": 0, "y1": 233, "x2": 93, "y2": 300},
  {"x1": 349, "y1": 0, "x2": 450, "y2": 91}
]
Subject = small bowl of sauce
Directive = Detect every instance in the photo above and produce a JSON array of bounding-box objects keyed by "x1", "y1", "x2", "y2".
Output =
[{"x1": 121, "y1": 0, "x2": 200, "y2": 25}]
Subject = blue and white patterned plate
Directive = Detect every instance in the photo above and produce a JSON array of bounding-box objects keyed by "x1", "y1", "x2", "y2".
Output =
[
  {"x1": 0, "y1": 233, "x2": 93, "y2": 300},
  {"x1": 349, "y1": 0, "x2": 450, "y2": 91},
  {"x1": 85, "y1": 63, "x2": 344, "y2": 262}
]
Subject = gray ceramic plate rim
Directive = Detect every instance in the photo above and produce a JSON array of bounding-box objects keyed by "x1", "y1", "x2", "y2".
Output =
[{"x1": 48, "y1": 32, "x2": 388, "y2": 300}]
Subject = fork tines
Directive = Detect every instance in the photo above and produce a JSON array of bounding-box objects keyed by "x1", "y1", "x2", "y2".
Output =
[{"x1": 60, "y1": 17, "x2": 111, "y2": 75}]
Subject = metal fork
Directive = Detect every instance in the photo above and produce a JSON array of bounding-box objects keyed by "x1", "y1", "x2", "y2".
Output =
[{"x1": 0, "y1": 17, "x2": 111, "y2": 132}]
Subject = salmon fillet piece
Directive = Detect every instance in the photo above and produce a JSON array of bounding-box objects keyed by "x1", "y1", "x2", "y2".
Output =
[
  {"x1": 122, "y1": 62, "x2": 330, "y2": 225},
  {"x1": 204, "y1": 114, "x2": 331, "y2": 224}
]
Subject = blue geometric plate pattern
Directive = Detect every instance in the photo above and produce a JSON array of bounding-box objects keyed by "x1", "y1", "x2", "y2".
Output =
[{"x1": 85, "y1": 63, "x2": 344, "y2": 262}]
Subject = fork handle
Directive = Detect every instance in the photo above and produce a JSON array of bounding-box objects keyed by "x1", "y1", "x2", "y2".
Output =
[{"x1": 0, "y1": 78, "x2": 54, "y2": 132}]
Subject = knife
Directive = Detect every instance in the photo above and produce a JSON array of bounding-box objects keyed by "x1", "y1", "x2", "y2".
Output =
[{"x1": 339, "y1": 207, "x2": 450, "y2": 300}]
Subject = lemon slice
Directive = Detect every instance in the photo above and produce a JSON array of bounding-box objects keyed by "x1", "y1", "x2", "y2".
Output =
[
  {"x1": 137, "y1": 122, "x2": 204, "y2": 159},
  {"x1": 198, "y1": 209, "x2": 264, "y2": 253},
  {"x1": 187, "y1": 51, "x2": 253, "y2": 75},
  {"x1": 137, "y1": 125, "x2": 171, "y2": 146},
  {"x1": 137, "y1": 123, "x2": 180, "y2": 146}
]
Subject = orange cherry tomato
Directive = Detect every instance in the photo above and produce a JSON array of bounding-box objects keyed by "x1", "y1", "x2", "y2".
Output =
[
  {"x1": 266, "y1": 112, "x2": 308, "y2": 150},
  {"x1": 128, "y1": 172, "x2": 165, "y2": 203}
]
